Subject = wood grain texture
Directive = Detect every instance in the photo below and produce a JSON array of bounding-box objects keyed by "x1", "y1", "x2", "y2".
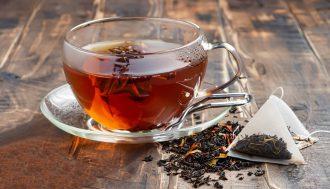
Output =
[
  {"x1": 286, "y1": 0, "x2": 330, "y2": 72},
  {"x1": 220, "y1": 0, "x2": 330, "y2": 188},
  {"x1": 0, "y1": 0, "x2": 164, "y2": 188},
  {"x1": 0, "y1": 0, "x2": 329, "y2": 188}
]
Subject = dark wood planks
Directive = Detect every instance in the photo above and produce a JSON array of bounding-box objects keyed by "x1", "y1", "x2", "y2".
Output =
[
  {"x1": 0, "y1": 0, "x2": 39, "y2": 69},
  {"x1": 0, "y1": 0, "x2": 128, "y2": 188},
  {"x1": 286, "y1": 0, "x2": 330, "y2": 73},
  {"x1": 0, "y1": 0, "x2": 329, "y2": 188},
  {"x1": 0, "y1": 0, "x2": 95, "y2": 132},
  {"x1": 303, "y1": 26, "x2": 330, "y2": 72},
  {"x1": 0, "y1": 0, "x2": 165, "y2": 188},
  {"x1": 220, "y1": 0, "x2": 330, "y2": 188},
  {"x1": 0, "y1": 0, "x2": 40, "y2": 133}
]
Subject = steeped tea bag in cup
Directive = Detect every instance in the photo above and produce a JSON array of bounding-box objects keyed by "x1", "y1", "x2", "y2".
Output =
[{"x1": 227, "y1": 88, "x2": 316, "y2": 165}]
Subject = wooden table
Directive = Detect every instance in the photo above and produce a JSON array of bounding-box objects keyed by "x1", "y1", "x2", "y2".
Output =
[{"x1": 0, "y1": 0, "x2": 329, "y2": 188}]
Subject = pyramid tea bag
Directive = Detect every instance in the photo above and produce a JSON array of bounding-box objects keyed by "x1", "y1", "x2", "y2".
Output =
[{"x1": 227, "y1": 93, "x2": 314, "y2": 165}]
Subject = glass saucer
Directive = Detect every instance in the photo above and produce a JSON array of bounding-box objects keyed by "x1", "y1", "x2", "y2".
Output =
[{"x1": 40, "y1": 84, "x2": 232, "y2": 143}]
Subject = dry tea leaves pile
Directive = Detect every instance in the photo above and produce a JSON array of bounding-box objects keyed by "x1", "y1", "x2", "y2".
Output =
[
  {"x1": 233, "y1": 134, "x2": 292, "y2": 159},
  {"x1": 155, "y1": 108, "x2": 266, "y2": 188}
]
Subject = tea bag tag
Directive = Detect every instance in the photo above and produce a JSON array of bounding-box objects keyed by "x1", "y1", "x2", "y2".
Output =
[{"x1": 227, "y1": 93, "x2": 306, "y2": 165}]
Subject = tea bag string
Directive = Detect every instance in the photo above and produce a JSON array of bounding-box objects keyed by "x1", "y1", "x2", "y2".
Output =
[
  {"x1": 270, "y1": 87, "x2": 330, "y2": 139},
  {"x1": 270, "y1": 87, "x2": 284, "y2": 99},
  {"x1": 306, "y1": 130, "x2": 330, "y2": 138}
]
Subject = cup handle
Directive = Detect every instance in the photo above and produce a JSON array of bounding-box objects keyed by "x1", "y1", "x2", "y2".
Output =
[
  {"x1": 164, "y1": 43, "x2": 249, "y2": 130},
  {"x1": 201, "y1": 42, "x2": 242, "y2": 96}
]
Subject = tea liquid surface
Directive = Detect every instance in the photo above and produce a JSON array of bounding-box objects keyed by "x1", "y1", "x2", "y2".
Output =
[{"x1": 64, "y1": 40, "x2": 207, "y2": 131}]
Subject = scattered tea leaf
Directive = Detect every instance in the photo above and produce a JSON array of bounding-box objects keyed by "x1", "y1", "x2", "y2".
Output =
[
  {"x1": 158, "y1": 111, "x2": 265, "y2": 188},
  {"x1": 236, "y1": 173, "x2": 243, "y2": 178},
  {"x1": 142, "y1": 155, "x2": 153, "y2": 162},
  {"x1": 254, "y1": 168, "x2": 265, "y2": 177},
  {"x1": 229, "y1": 106, "x2": 237, "y2": 113},
  {"x1": 214, "y1": 181, "x2": 223, "y2": 189},
  {"x1": 218, "y1": 171, "x2": 228, "y2": 181}
]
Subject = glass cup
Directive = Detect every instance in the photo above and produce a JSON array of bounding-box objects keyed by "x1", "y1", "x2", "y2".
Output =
[{"x1": 63, "y1": 17, "x2": 242, "y2": 132}]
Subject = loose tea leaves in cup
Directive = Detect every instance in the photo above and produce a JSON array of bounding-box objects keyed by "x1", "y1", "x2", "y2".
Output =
[
  {"x1": 63, "y1": 17, "x2": 244, "y2": 132},
  {"x1": 227, "y1": 93, "x2": 314, "y2": 165},
  {"x1": 64, "y1": 40, "x2": 207, "y2": 131}
]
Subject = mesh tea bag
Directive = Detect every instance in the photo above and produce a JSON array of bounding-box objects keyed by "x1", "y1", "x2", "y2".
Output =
[{"x1": 227, "y1": 89, "x2": 316, "y2": 165}]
